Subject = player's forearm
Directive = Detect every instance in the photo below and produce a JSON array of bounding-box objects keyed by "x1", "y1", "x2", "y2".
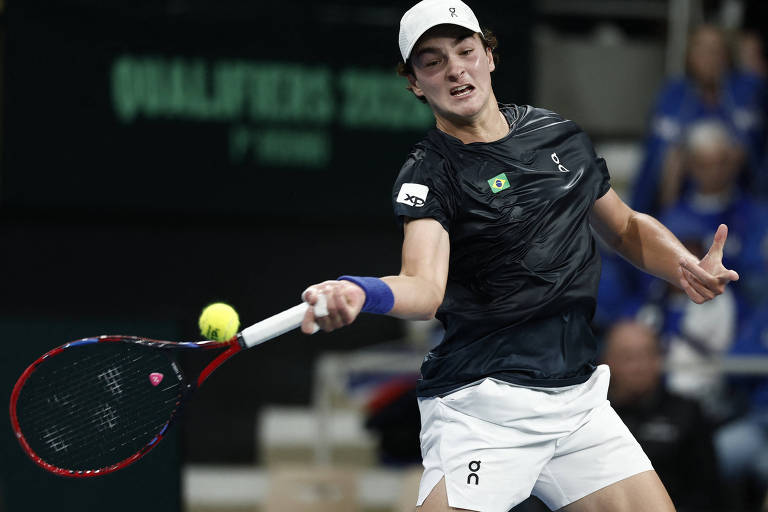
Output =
[
  {"x1": 381, "y1": 274, "x2": 444, "y2": 320},
  {"x1": 612, "y1": 212, "x2": 695, "y2": 285}
]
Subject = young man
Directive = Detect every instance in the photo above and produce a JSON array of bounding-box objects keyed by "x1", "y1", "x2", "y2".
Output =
[{"x1": 301, "y1": 1, "x2": 739, "y2": 510}]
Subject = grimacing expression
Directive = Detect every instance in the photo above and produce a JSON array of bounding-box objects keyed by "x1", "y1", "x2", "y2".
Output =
[{"x1": 408, "y1": 27, "x2": 495, "y2": 122}]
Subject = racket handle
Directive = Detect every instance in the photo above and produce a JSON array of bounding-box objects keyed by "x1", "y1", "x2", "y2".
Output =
[{"x1": 239, "y1": 295, "x2": 328, "y2": 348}]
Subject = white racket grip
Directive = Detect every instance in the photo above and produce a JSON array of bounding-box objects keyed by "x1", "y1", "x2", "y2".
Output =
[{"x1": 240, "y1": 294, "x2": 328, "y2": 348}]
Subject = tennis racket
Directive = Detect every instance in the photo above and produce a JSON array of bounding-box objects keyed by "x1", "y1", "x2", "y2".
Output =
[{"x1": 9, "y1": 296, "x2": 327, "y2": 478}]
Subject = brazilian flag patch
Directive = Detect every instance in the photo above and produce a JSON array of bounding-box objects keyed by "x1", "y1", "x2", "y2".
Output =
[{"x1": 487, "y1": 173, "x2": 510, "y2": 193}]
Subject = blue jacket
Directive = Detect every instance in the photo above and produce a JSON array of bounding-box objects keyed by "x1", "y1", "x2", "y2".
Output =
[
  {"x1": 632, "y1": 72, "x2": 768, "y2": 214},
  {"x1": 659, "y1": 189, "x2": 768, "y2": 312}
]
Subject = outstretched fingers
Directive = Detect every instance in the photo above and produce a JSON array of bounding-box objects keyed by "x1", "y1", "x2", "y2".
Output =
[
  {"x1": 699, "y1": 224, "x2": 739, "y2": 281},
  {"x1": 708, "y1": 224, "x2": 728, "y2": 260}
]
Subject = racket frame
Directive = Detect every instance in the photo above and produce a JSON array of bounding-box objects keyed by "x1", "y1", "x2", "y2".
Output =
[
  {"x1": 9, "y1": 298, "x2": 319, "y2": 477},
  {"x1": 9, "y1": 335, "x2": 243, "y2": 478}
]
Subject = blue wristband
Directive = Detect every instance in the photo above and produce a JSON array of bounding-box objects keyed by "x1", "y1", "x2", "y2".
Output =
[{"x1": 338, "y1": 275, "x2": 394, "y2": 314}]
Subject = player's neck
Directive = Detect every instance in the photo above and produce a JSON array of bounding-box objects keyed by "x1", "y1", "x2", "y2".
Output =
[{"x1": 434, "y1": 97, "x2": 508, "y2": 144}]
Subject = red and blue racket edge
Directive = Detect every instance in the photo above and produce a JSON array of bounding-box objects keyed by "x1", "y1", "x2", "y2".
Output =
[
  {"x1": 10, "y1": 335, "x2": 247, "y2": 478},
  {"x1": 9, "y1": 299, "x2": 320, "y2": 478}
]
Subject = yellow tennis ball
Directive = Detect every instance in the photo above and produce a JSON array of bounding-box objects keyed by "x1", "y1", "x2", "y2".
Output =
[{"x1": 199, "y1": 302, "x2": 240, "y2": 342}]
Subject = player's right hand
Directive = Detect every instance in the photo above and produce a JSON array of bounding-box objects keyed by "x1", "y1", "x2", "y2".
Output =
[
  {"x1": 679, "y1": 224, "x2": 740, "y2": 304},
  {"x1": 301, "y1": 280, "x2": 366, "y2": 333}
]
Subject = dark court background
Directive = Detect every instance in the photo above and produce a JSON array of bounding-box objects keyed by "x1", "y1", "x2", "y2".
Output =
[{"x1": 0, "y1": 1, "x2": 533, "y2": 510}]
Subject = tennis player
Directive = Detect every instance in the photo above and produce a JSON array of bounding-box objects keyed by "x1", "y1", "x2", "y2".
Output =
[{"x1": 301, "y1": 1, "x2": 739, "y2": 510}]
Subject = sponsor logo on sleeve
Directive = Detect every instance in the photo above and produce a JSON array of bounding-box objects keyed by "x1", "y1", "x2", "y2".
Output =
[{"x1": 396, "y1": 183, "x2": 429, "y2": 207}]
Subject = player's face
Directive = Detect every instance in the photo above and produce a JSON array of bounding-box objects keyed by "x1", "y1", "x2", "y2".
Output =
[{"x1": 408, "y1": 27, "x2": 495, "y2": 122}]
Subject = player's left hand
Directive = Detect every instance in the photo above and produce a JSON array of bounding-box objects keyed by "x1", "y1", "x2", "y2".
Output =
[{"x1": 679, "y1": 224, "x2": 740, "y2": 304}]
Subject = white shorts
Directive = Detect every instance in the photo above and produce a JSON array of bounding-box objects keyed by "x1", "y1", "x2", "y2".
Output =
[{"x1": 416, "y1": 365, "x2": 653, "y2": 511}]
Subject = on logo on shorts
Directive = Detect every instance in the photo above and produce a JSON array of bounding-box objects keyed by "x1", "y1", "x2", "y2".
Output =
[{"x1": 467, "y1": 460, "x2": 481, "y2": 485}]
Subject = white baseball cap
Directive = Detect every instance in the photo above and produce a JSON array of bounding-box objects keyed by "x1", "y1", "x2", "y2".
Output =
[{"x1": 398, "y1": 0, "x2": 482, "y2": 61}]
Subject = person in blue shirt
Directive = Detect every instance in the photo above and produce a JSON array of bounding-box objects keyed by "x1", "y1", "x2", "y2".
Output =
[
  {"x1": 598, "y1": 117, "x2": 768, "y2": 343},
  {"x1": 659, "y1": 119, "x2": 768, "y2": 313},
  {"x1": 632, "y1": 24, "x2": 768, "y2": 215}
]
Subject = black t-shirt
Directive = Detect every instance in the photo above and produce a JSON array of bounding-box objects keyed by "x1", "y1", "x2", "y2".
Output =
[{"x1": 392, "y1": 104, "x2": 611, "y2": 397}]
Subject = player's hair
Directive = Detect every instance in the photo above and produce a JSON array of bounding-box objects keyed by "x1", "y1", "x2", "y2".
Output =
[{"x1": 396, "y1": 27, "x2": 499, "y2": 104}]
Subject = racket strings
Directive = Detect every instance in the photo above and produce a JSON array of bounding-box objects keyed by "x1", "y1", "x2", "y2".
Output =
[
  {"x1": 19, "y1": 355, "x2": 179, "y2": 421},
  {"x1": 15, "y1": 342, "x2": 184, "y2": 472},
  {"x1": 19, "y1": 349, "x2": 148, "y2": 413},
  {"x1": 19, "y1": 350, "x2": 179, "y2": 469},
  {"x1": 20, "y1": 373, "x2": 181, "y2": 459},
  {"x1": 22, "y1": 386, "x2": 180, "y2": 452}
]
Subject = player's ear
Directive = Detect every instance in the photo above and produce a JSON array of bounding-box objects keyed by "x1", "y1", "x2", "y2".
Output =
[
  {"x1": 406, "y1": 73, "x2": 426, "y2": 101},
  {"x1": 486, "y1": 47, "x2": 495, "y2": 72}
]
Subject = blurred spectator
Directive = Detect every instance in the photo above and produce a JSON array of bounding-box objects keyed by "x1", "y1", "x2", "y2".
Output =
[
  {"x1": 632, "y1": 24, "x2": 768, "y2": 214},
  {"x1": 637, "y1": 282, "x2": 737, "y2": 420},
  {"x1": 600, "y1": 120, "x2": 751, "y2": 413},
  {"x1": 602, "y1": 320, "x2": 722, "y2": 512},
  {"x1": 635, "y1": 119, "x2": 768, "y2": 416},
  {"x1": 364, "y1": 375, "x2": 421, "y2": 466},
  {"x1": 738, "y1": 31, "x2": 768, "y2": 77},
  {"x1": 715, "y1": 301, "x2": 768, "y2": 510},
  {"x1": 594, "y1": 249, "x2": 646, "y2": 337},
  {"x1": 658, "y1": 119, "x2": 768, "y2": 312}
]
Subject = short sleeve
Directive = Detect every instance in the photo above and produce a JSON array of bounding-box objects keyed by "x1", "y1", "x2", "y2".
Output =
[
  {"x1": 594, "y1": 156, "x2": 611, "y2": 198},
  {"x1": 392, "y1": 146, "x2": 456, "y2": 232},
  {"x1": 571, "y1": 125, "x2": 611, "y2": 200}
]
